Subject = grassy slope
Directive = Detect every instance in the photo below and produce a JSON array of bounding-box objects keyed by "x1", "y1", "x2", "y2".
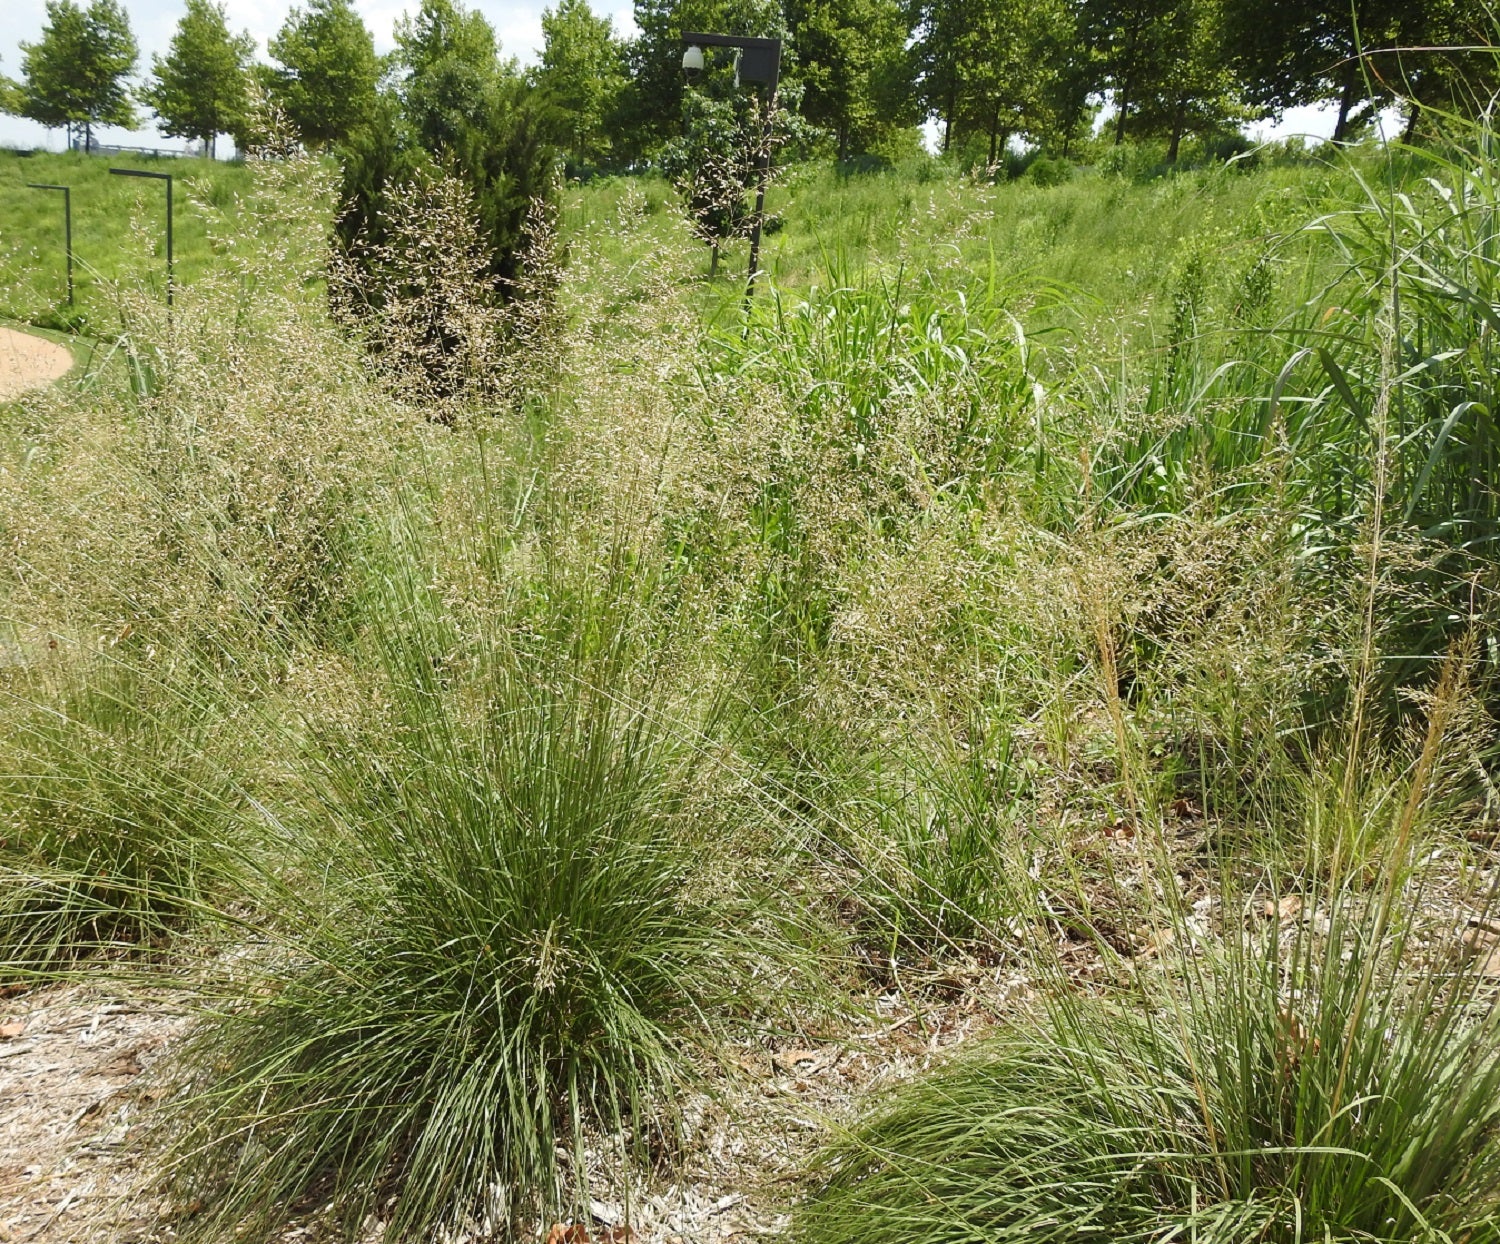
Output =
[
  {"x1": 567, "y1": 154, "x2": 1355, "y2": 349},
  {"x1": 0, "y1": 150, "x2": 255, "y2": 332}
]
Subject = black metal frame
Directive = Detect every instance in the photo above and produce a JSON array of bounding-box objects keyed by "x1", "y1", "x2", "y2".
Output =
[
  {"x1": 681, "y1": 32, "x2": 782, "y2": 302},
  {"x1": 109, "y1": 167, "x2": 174, "y2": 307},
  {"x1": 25, "y1": 183, "x2": 73, "y2": 307}
]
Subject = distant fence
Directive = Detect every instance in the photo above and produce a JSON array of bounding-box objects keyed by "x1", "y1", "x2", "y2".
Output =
[{"x1": 81, "y1": 143, "x2": 199, "y2": 159}]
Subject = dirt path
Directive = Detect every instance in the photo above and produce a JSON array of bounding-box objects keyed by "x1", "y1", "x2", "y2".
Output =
[{"x1": 0, "y1": 327, "x2": 74, "y2": 402}]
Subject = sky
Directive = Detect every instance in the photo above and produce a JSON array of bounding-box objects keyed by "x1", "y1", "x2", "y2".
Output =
[
  {"x1": 0, "y1": 0, "x2": 1362, "y2": 153},
  {"x1": 0, "y1": 0, "x2": 640, "y2": 150}
]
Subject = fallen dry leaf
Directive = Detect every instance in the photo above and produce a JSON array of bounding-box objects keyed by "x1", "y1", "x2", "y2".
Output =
[
  {"x1": 772, "y1": 1049, "x2": 822, "y2": 1071},
  {"x1": 0, "y1": 1022, "x2": 24, "y2": 1039},
  {"x1": 1263, "y1": 895, "x2": 1303, "y2": 921},
  {"x1": 95, "y1": 1050, "x2": 144, "y2": 1077}
]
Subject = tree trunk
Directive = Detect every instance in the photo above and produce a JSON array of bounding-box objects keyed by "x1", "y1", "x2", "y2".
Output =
[
  {"x1": 943, "y1": 76, "x2": 957, "y2": 153},
  {"x1": 1333, "y1": 74, "x2": 1357, "y2": 143},
  {"x1": 837, "y1": 124, "x2": 848, "y2": 164},
  {"x1": 84, "y1": 121, "x2": 92, "y2": 154},
  {"x1": 988, "y1": 107, "x2": 998, "y2": 166},
  {"x1": 1113, "y1": 83, "x2": 1130, "y2": 145},
  {"x1": 1166, "y1": 97, "x2": 1186, "y2": 163},
  {"x1": 1401, "y1": 100, "x2": 1420, "y2": 144}
]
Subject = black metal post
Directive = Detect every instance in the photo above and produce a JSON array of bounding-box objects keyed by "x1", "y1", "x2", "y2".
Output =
[
  {"x1": 109, "y1": 168, "x2": 174, "y2": 307},
  {"x1": 681, "y1": 32, "x2": 781, "y2": 305},
  {"x1": 745, "y1": 93, "x2": 773, "y2": 305},
  {"x1": 25, "y1": 183, "x2": 74, "y2": 306}
]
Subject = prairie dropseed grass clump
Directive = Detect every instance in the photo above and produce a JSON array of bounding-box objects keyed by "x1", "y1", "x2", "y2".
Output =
[
  {"x1": 0, "y1": 648, "x2": 244, "y2": 976},
  {"x1": 164, "y1": 545, "x2": 790, "y2": 1242},
  {"x1": 797, "y1": 906, "x2": 1500, "y2": 1244}
]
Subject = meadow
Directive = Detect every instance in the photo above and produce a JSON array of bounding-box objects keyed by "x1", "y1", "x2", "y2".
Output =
[{"x1": 1, "y1": 116, "x2": 1499, "y2": 1244}]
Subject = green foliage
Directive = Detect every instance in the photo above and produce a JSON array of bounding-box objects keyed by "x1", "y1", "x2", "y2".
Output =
[
  {"x1": 141, "y1": 0, "x2": 255, "y2": 157},
  {"x1": 340, "y1": 0, "x2": 558, "y2": 290},
  {"x1": 265, "y1": 0, "x2": 380, "y2": 148},
  {"x1": 536, "y1": 0, "x2": 629, "y2": 174},
  {"x1": 661, "y1": 90, "x2": 768, "y2": 258},
  {"x1": 799, "y1": 891, "x2": 1500, "y2": 1243},
  {"x1": 915, "y1": 0, "x2": 1074, "y2": 160},
  {"x1": 18, "y1": 0, "x2": 138, "y2": 150},
  {"x1": 0, "y1": 73, "x2": 23, "y2": 116},
  {"x1": 1126, "y1": 0, "x2": 1242, "y2": 161},
  {"x1": 1222, "y1": 0, "x2": 1403, "y2": 141},
  {"x1": 783, "y1": 0, "x2": 913, "y2": 160},
  {"x1": 623, "y1": 0, "x2": 786, "y2": 158},
  {"x1": 333, "y1": 0, "x2": 560, "y2": 393},
  {"x1": 824, "y1": 727, "x2": 1026, "y2": 956}
]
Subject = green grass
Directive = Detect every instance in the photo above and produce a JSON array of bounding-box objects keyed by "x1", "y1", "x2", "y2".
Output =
[
  {"x1": 798, "y1": 918, "x2": 1500, "y2": 1244},
  {"x1": 0, "y1": 150, "x2": 258, "y2": 332},
  {"x1": 799, "y1": 651, "x2": 1500, "y2": 1242},
  {"x1": 163, "y1": 512, "x2": 793, "y2": 1242},
  {"x1": 0, "y1": 646, "x2": 244, "y2": 976}
]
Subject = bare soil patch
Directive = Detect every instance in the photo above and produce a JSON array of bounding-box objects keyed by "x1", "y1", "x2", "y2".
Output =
[
  {"x1": 0, "y1": 965, "x2": 1025, "y2": 1244},
  {"x1": 0, "y1": 984, "x2": 188, "y2": 1243},
  {"x1": 0, "y1": 327, "x2": 73, "y2": 402}
]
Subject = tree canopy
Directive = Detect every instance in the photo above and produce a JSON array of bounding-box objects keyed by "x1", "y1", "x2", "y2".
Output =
[
  {"x1": 536, "y1": 0, "x2": 629, "y2": 172},
  {"x1": 141, "y1": 0, "x2": 254, "y2": 156},
  {"x1": 5, "y1": 0, "x2": 1498, "y2": 169},
  {"x1": 18, "y1": 0, "x2": 138, "y2": 151},
  {"x1": 265, "y1": 0, "x2": 380, "y2": 148}
]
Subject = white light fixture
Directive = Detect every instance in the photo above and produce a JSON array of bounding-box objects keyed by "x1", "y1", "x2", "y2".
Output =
[{"x1": 681, "y1": 44, "x2": 705, "y2": 72}]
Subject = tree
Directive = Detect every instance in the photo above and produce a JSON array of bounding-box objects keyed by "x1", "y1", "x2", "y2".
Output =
[
  {"x1": 265, "y1": 0, "x2": 380, "y2": 148},
  {"x1": 0, "y1": 72, "x2": 23, "y2": 116},
  {"x1": 395, "y1": 0, "x2": 510, "y2": 152},
  {"x1": 336, "y1": 0, "x2": 560, "y2": 377},
  {"x1": 1129, "y1": 0, "x2": 1237, "y2": 161},
  {"x1": 1037, "y1": 3, "x2": 1100, "y2": 157},
  {"x1": 956, "y1": 0, "x2": 1073, "y2": 164},
  {"x1": 535, "y1": 0, "x2": 629, "y2": 172},
  {"x1": 1222, "y1": 0, "x2": 1404, "y2": 142},
  {"x1": 908, "y1": 0, "x2": 976, "y2": 151},
  {"x1": 19, "y1": 0, "x2": 138, "y2": 152},
  {"x1": 783, "y1": 0, "x2": 912, "y2": 161},
  {"x1": 1078, "y1": 0, "x2": 1183, "y2": 146},
  {"x1": 141, "y1": 0, "x2": 255, "y2": 157},
  {"x1": 1377, "y1": 0, "x2": 1500, "y2": 141}
]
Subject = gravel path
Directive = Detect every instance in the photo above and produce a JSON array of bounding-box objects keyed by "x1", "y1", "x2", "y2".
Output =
[{"x1": 0, "y1": 326, "x2": 74, "y2": 402}]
